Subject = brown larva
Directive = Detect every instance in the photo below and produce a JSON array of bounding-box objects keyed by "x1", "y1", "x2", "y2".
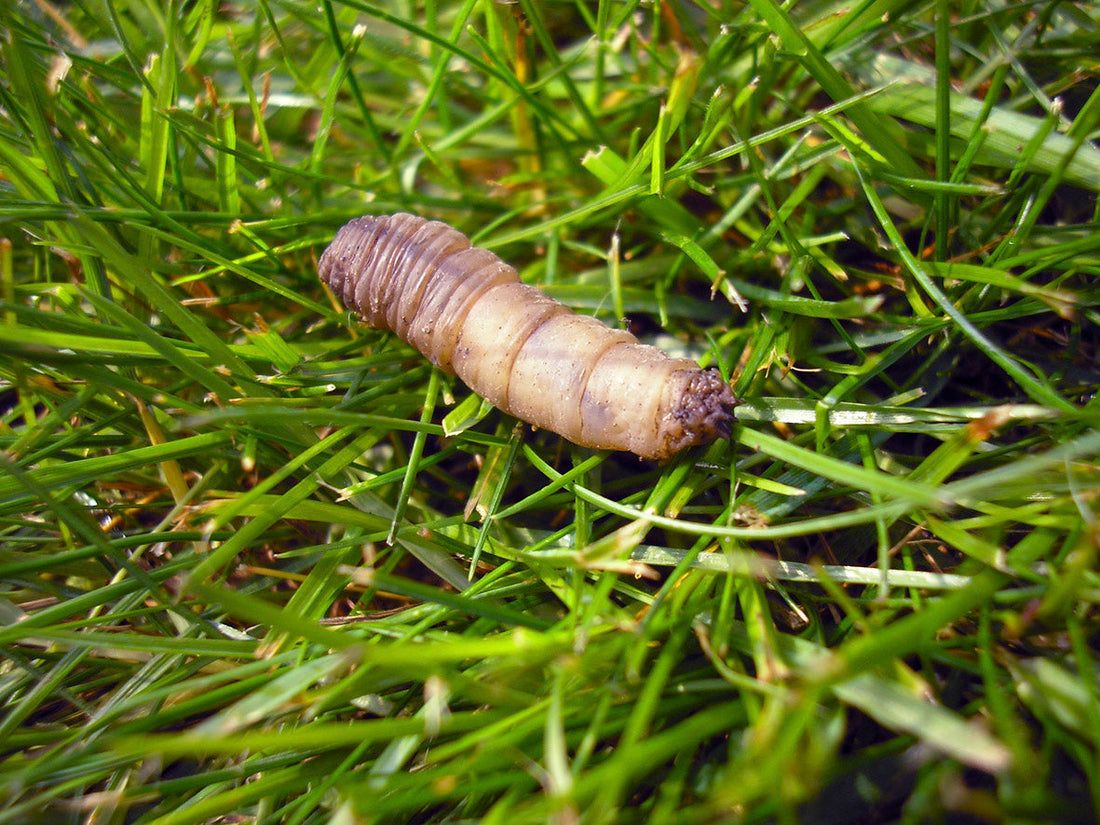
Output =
[{"x1": 318, "y1": 213, "x2": 737, "y2": 459}]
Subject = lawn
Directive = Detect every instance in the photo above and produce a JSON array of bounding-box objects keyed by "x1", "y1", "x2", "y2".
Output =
[{"x1": 1, "y1": 1, "x2": 1099, "y2": 822}]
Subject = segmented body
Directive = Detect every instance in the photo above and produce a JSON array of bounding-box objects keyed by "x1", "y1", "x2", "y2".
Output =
[{"x1": 318, "y1": 213, "x2": 735, "y2": 459}]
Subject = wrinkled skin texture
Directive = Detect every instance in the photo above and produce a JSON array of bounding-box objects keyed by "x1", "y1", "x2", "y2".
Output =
[{"x1": 319, "y1": 213, "x2": 737, "y2": 459}]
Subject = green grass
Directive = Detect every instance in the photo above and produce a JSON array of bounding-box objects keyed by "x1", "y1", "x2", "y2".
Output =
[{"x1": 1, "y1": 0, "x2": 1099, "y2": 822}]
